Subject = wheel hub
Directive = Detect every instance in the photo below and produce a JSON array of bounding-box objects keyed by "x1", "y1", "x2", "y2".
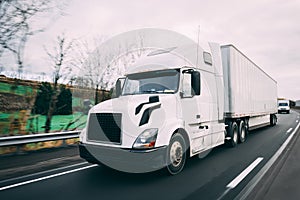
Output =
[{"x1": 170, "y1": 141, "x2": 183, "y2": 167}]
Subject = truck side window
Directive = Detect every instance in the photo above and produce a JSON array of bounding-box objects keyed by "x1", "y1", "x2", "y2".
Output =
[{"x1": 182, "y1": 73, "x2": 192, "y2": 97}]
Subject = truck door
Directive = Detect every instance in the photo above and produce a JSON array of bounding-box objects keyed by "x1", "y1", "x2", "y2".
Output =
[{"x1": 180, "y1": 69, "x2": 211, "y2": 154}]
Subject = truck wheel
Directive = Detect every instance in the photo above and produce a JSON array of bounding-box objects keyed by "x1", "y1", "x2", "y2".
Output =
[
  {"x1": 166, "y1": 133, "x2": 187, "y2": 175},
  {"x1": 238, "y1": 120, "x2": 246, "y2": 143},
  {"x1": 270, "y1": 114, "x2": 277, "y2": 126},
  {"x1": 228, "y1": 121, "x2": 238, "y2": 147}
]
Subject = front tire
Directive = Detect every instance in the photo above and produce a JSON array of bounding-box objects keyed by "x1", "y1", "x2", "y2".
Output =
[{"x1": 166, "y1": 133, "x2": 187, "y2": 175}]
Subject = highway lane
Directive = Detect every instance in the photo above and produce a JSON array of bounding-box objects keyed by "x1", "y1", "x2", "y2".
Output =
[
  {"x1": 1, "y1": 111, "x2": 300, "y2": 200},
  {"x1": 0, "y1": 145, "x2": 84, "y2": 181}
]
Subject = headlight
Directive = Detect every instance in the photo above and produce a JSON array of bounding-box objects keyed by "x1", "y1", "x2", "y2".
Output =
[{"x1": 132, "y1": 129, "x2": 158, "y2": 149}]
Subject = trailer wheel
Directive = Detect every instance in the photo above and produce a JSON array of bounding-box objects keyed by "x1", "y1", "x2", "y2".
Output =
[
  {"x1": 166, "y1": 133, "x2": 187, "y2": 175},
  {"x1": 228, "y1": 121, "x2": 238, "y2": 147},
  {"x1": 270, "y1": 114, "x2": 277, "y2": 126},
  {"x1": 238, "y1": 120, "x2": 246, "y2": 143}
]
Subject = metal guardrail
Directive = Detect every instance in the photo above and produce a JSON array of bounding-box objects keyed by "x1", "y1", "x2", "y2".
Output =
[{"x1": 0, "y1": 131, "x2": 80, "y2": 147}]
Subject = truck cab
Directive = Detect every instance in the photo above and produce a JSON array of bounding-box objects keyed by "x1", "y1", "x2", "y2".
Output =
[{"x1": 79, "y1": 47, "x2": 226, "y2": 175}]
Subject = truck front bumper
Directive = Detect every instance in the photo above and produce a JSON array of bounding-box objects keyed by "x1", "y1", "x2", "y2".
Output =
[{"x1": 79, "y1": 143, "x2": 167, "y2": 173}]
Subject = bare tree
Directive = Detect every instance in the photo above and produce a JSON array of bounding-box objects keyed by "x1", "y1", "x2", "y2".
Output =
[
  {"x1": 44, "y1": 34, "x2": 73, "y2": 133},
  {"x1": 0, "y1": 65, "x2": 4, "y2": 73},
  {"x1": 71, "y1": 38, "x2": 109, "y2": 104},
  {"x1": 0, "y1": 0, "x2": 65, "y2": 77},
  {"x1": 71, "y1": 35, "x2": 147, "y2": 105}
]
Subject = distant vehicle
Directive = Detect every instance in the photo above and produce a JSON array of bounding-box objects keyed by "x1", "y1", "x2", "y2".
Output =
[
  {"x1": 79, "y1": 43, "x2": 278, "y2": 175},
  {"x1": 278, "y1": 100, "x2": 290, "y2": 114}
]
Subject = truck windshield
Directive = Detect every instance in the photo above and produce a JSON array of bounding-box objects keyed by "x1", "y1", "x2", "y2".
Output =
[
  {"x1": 122, "y1": 69, "x2": 179, "y2": 95},
  {"x1": 279, "y1": 103, "x2": 288, "y2": 106}
]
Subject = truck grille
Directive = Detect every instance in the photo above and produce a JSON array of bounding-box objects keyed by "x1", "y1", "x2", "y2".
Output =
[{"x1": 87, "y1": 113, "x2": 122, "y2": 144}]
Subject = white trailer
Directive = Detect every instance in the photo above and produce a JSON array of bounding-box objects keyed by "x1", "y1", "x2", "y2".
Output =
[
  {"x1": 79, "y1": 42, "x2": 277, "y2": 175},
  {"x1": 221, "y1": 45, "x2": 278, "y2": 145}
]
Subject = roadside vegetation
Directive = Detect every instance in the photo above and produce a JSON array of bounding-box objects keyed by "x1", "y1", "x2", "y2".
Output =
[{"x1": 0, "y1": 77, "x2": 110, "y2": 136}]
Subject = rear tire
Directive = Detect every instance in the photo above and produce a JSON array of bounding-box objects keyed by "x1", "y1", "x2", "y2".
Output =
[
  {"x1": 238, "y1": 120, "x2": 246, "y2": 143},
  {"x1": 228, "y1": 121, "x2": 238, "y2": 147},
  {"x1": 166, "y1": 133, "x2": 187, "y2": 175},
  {"x1": 270, "y1": 114, "x2": 277, "y2": 126}
]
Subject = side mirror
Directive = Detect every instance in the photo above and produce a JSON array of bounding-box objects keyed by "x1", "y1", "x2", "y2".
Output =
[
  {"x1": 116, "y1": 78, "x2": 125, "y2": 97},
  {"x1": 192, "y1": 71, "x2": 201, "y2": 95}
]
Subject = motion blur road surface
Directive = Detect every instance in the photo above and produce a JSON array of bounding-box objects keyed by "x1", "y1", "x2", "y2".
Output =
[{"x1": 1, "y1": 110, "x2": 299, "y2": 200}]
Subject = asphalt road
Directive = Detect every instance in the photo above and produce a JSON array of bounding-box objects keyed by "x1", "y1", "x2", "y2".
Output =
[{"x1": 1, "y1": 111, "x2": 299, "y2": 200}]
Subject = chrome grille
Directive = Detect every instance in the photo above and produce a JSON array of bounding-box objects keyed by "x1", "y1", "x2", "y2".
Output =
[{"x1": 87, "y1": 113, "x2": 122, "y2": 144}]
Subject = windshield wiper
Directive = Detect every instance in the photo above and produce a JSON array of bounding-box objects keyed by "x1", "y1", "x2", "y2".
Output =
[{"x1": 141, "y1": 90, "x2": 160, "y2": 94}]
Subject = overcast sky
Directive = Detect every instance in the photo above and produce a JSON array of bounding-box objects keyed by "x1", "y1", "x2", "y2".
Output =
[{"x1": 4, "y1": 0, "x2": 300, "y2": 100}]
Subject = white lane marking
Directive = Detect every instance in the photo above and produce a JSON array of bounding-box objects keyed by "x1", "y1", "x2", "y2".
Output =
[
  {"x1": 0, "y1": 164, "x2": 97, "y2": 191},
  {"x1": 0, "y1": 162, "x2": 88, "y2": 185},
  {"x1": 286, "y1": 128, "x2": 293, "y2": 134},
  {"x1": 227, "y1": 157, "x2": 264, "y2": 189},
  {"x1": 217, "y1": 157, "x2": 264, "y2": 200}
]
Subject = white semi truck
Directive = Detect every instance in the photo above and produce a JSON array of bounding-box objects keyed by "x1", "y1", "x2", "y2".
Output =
[{"x1": 79, "y1": 43, "x2": 278, "y2": 175}]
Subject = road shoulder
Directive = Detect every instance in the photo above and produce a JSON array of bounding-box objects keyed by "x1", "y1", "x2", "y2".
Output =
[{"x1": 246, "y1": 110, "x2": 300, "y2": 200}]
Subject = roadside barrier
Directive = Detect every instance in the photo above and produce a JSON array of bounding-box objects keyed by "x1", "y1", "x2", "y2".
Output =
[{"x1": 0, "y1": 131, "x2": 80, "y2": 155}]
